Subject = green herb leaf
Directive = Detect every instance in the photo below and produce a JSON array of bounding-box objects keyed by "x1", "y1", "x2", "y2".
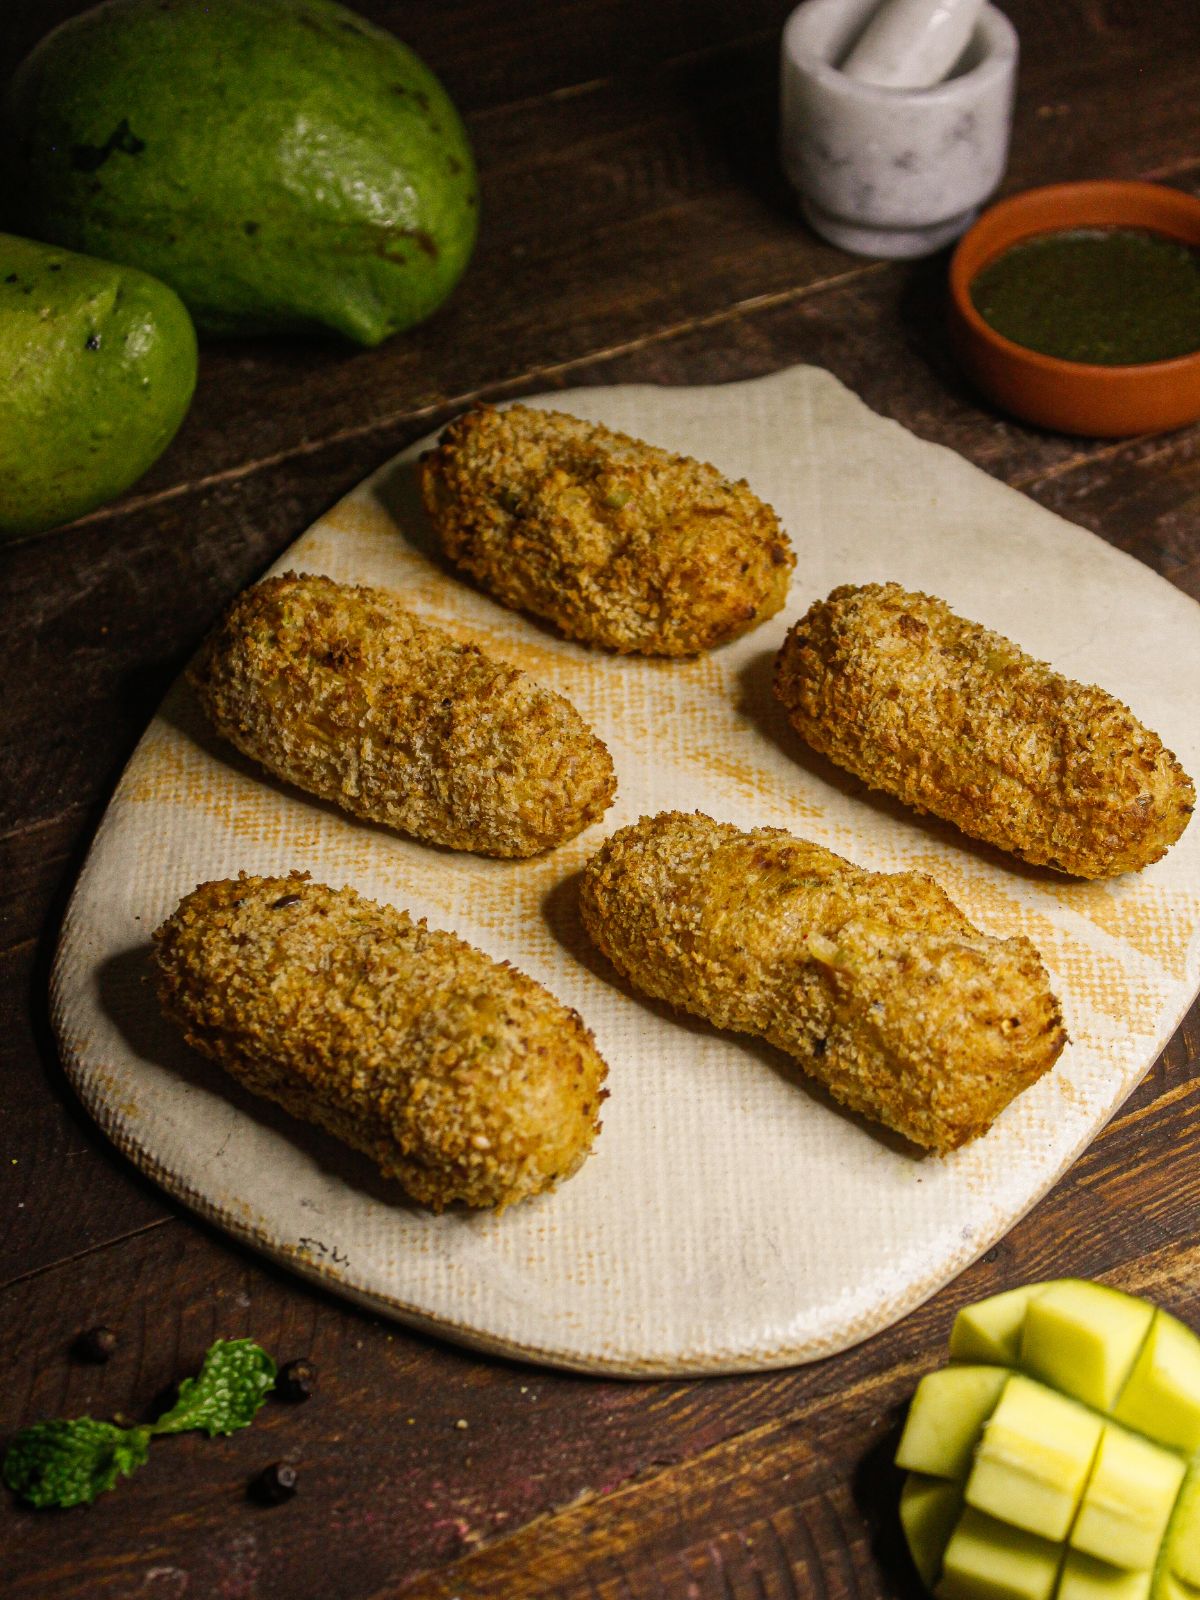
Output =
[
  {"x1": 3, "y1": 1418, "x2": 151, "y2": 1509},
  {"x1": 151, "y1": 1338, "x2": 277, "y2": 1438},
  {"x1": 4, "y1": 1338, "x2": 278, "y2": 1509}
]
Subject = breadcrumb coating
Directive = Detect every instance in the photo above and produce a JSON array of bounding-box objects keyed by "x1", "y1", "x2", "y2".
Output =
[
  {"x1": 190, "y1": 572, "x2": 616, "y2": 857},
  {"x1": 419, "y1": 403, "x2": 795, "y2": 655},
  {"x1": 773, "y1": 582, "x2": 1194, "y2": 879},
  {"x1": 154, "y1": 875, "x2": 609, "y2": 1211},
  {"x1": 579, "y1": 812, "x2": 1065, "y2": 1154}
]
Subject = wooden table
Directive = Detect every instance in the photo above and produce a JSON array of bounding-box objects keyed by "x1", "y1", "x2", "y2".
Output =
[{"x1": 4, "y1": 2, "x2": 1199, "y2": 1593}]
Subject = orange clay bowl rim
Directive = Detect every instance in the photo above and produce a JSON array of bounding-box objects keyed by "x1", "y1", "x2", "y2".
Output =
[{"x1": 949, "y1": 180, "x2": 1200, "y2": 385}]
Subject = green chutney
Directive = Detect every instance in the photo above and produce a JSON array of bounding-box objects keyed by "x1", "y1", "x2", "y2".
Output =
[{"x1": 969, "y1": 227, "x2": 1200, "y2": 365}]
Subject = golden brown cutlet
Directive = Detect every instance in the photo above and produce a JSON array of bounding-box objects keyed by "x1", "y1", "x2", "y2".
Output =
[
  {"x1": 154, "y1": 874, "x2": 609, "y2": 1211},
  {"x1": 579, "y1": 811, "x2": 1065, "y2": 1154},
  {"x1": 190, "y1": 571, "x2": 616, "y2": 857},
  {"x1": 773, "y1": 582, "x2": 1194, "y2": 879},
  {"x1": 419, "y1": 403, "x2": 795, "y2": 655}
]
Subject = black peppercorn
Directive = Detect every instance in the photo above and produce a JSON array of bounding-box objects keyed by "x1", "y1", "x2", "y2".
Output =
[
  {"x1": 274, "y1": 1358, "x2": 317, "y2": 1402},
  {"x1": 251, "y1": 1462, "x2": 298, "y2": 1505},
  {"x1": 74, "y1": 1325, "x2": 119, "y2": 1363}
]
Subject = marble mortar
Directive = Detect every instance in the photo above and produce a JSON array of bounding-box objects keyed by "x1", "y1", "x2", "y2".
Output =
[{"x1": 780, "y1": 0, "x2": 1018, "y2": 258}]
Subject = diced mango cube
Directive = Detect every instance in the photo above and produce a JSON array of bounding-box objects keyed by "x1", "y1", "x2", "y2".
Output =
[
  {"x1": 1162, "y1": 1462, "x2": 1200, "y2": 1589},
  {"x1": 1057, "y1": 1550, "x2": 1149, "y2": 1600},
  {"x1": 936, "y1": 1507, "x2": 1061, "y2": 1600},
  {"x1": 1112, "y1": 1311, "x2": 1200, "y2": 1455},
  {"x1": 1020, "y1": 1281, "x2": 1153, "y2": 1412},
  {"x1": 1068, "y1": 1420, "x2": 1184, "y2": 1570},
  {"x1": 1155, "y1": 1579, "x2": 1198, "y2": 1600},
  {"x1": 950, "y1": 1285, "x2": 1047, "y2": 1367},
  {"x1": 964, "y1": 1375, "x2": 1102, "y2": 1541},
  {"x1": 896, "y1": 1366, "x2": 1010, "y2": 1481},
  {"x1": 897, "y1": 1280, "x2": 1200, "y2": 1600},
  {"x1": 901, "y1": 1474, "x2": 964, "y2": 1588}
]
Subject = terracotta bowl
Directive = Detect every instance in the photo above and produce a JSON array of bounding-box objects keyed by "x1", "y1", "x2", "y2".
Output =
[{"x1": 948, "y1": 180, "x2": 1200, "y2": 437}]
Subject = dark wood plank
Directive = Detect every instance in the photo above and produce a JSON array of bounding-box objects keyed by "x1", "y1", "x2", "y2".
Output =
[
  {"x1": 2, "y1": 0, "x2": 1196, "y2": 552},
  {"x1": 1018, "y1": 430, "x2": 1200, "y2": 593},
  {"x1": 5, "y1": 0, "x2": 1198, "y2": 843},
  {"x1": 9, "y1": 241, "x2": 1200, "y2": 840},
  {"x1": 0, "y1": 0, "x2": 797, "y2": 115},
  {"x1": 5, "y1": 1, "x2": 1200, "y2": 1595},
  {"x1": 7, "y1": 0, "x2": 1198, "y2": 117},
  {"x1": 0, "y1": 812, "x2": 173, "y2": 1284},
  {"x1": 1, "y1": 989, "x2": 1196, "y2": 1598}
]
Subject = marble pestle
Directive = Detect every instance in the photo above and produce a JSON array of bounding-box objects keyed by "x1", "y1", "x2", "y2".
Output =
[{"x1": 841, "y1": 0, "x2": 983, "y2": 90}]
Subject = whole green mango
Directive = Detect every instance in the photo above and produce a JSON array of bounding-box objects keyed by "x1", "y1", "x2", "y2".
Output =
[
  {"x1": 0, "y1": 233, "x2": 197, "y2": 538},
  {"x1": 2, "y1": 0, "x2": 478, "y2": 346}
]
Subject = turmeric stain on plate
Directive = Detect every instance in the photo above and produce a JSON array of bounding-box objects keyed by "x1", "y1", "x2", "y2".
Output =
[
  {"x1": 1044, "y1": 878, "x2": 1200, "y2": 980},
  {"x1": 687, "y1": 745, "x2": 822, "y2": 817},
  {"x1": 903, "y1": 850, "x2": 1165, "y2": 1032},
  {"x1": 904, "y1": 853, "x2": 1062, "y2": 948}
]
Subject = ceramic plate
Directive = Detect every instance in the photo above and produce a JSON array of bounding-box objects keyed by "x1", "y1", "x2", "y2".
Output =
[{"x1": 51, "y1": 366, "x2": 1200, "y2": 1374}]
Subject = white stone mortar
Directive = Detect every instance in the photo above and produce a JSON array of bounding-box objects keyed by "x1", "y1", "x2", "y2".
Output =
[{"x1": 780, "y1": 0, "x2": 1018, "y2": 257}]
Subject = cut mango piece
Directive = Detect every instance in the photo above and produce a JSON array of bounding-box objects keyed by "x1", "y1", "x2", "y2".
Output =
[
  {"x1": 1162, "y1": 1463, "x2": 1200, "y2": 1589},
  {"x1": 1058, "y1": 1550, "x2": 1150, "y2": 1600},
  {"x1": 897, "y1": 1279, "x2": 1200, "y2": 1600},
  {"x1": 896, "y1": 1366, "x2": 1010, "y2": 1480},
  {"x1": 1112, "y1": 1311, "x2": 1200, "y2": 1455},
  {"x1": 1068, "y1": 1421, "x2": 1184, "y2": 1571},
  {"x1": 964, "y1": 1375, "x2": 1102, "y2": 1541},
  {"x1": 1155, "y1": 1579, "x2": 1200, "y2": 1600},
  {"x1": 936, "y1": 1507, "x2": 1062, "y2": 1600},
  {"x1": 901, "y1": 1474, "x2": 964, "y2": 1589},
  {"x1": 950, "y1": 1285, "x2": 1048, "y2": 1367},
  {"x1": 1020, "y1": 1281, "x2": 1153, "y2": 1412}
]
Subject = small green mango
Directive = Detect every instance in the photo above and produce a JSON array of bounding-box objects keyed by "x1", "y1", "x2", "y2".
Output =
[
  {"x1": 0, "y1": 233, "x2": 196, "y2": 538},
  {"x1": 2, "y1": 0, "x2": 478, "y2": 346}
]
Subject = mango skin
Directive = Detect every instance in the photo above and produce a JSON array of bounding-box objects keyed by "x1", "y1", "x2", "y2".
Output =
[
  {"x1": 2, "y1": 0, "x2": 479, "y2": 346},
  {"x1": 0, "y1": 232, "x2": 196, "y2": 538}
]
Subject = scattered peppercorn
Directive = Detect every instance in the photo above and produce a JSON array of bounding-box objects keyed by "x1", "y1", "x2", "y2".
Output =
[
  {"x1": 251, "y1": 1461, "x2": 297, "y2": 1505},
  {"x1": 74, "y1": 1326, "x2": 119, "y2": 1363},
  {"x1": 274, "y1": 1359, "x2": 316, "y2": 1402}
]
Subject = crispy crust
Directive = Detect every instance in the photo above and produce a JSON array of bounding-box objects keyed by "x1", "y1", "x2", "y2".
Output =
[
  {"x1": 579, "y1": 812, "x2": 1066, "y2": 1154},
  {"x1": 154, "y1": 875, "x2": 609, "y2": 1211},
  {"x1": 773, "y1": 582, "x2": 1195, "y2": 879},
  {"x1": 190, "y1": 572, "x2": 616, "y2": 857},
  {"x1": 419, "y1": 403, "x2": 795, "y2": 655}
]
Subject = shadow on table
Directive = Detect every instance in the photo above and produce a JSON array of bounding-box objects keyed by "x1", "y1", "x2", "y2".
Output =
[
  {"x1": 680, "y1": 35, "x2": 799, "y2": 223},
  {"x1": 372, "y1": 454, "x2": 445, "y2": 567},
  {"x1": 854, "y1": 1409, "x2": 930, "y2": 1600}
]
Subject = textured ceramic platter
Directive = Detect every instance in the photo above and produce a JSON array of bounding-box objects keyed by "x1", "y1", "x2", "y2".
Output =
[{"x1": 52, "y1": 365, "x2": 1200, "y2": 1376}]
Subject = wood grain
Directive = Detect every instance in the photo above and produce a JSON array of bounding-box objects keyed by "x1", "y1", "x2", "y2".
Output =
[
  {"x1": 4, "y1": 0, "x2": 1200, "y2": 1594},
  {"x1": 2, "y1": 989, "x2": 1198, "y2": 1598}
]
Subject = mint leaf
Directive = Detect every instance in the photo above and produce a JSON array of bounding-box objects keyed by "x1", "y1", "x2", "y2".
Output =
[
  {"x1": 3, "y1": 1418, "x2": 150, "y2": 1509},
  {"x1": 4, "y1": 1338, "x2": 278, "y2": 1509},
  {"x1": 151, "y1": 1339, "x2": 276, "y2": 1438}
]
